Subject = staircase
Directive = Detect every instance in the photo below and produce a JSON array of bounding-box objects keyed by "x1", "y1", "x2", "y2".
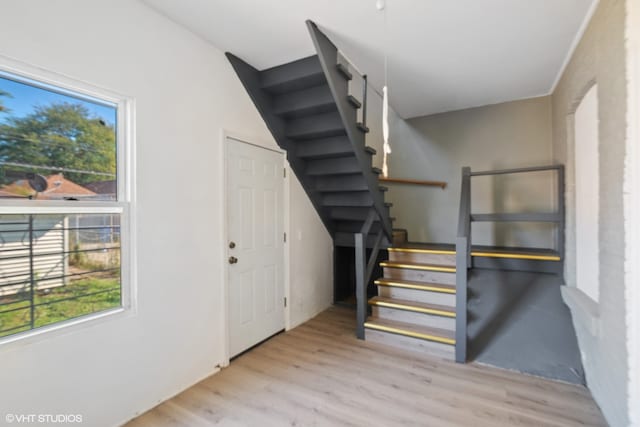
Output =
[
  {"x1": 226, "y1": 20, "x2": 393, "y2": 248},
  {"x1": 364, "y1": 237, "x2": 563, "y2": 361},
  {"x1": 365, "y1": 237, "x2": 458, "y2": 359},
  {"x1": 228, "y1": 20, "x2": 566, "y2": 365}
]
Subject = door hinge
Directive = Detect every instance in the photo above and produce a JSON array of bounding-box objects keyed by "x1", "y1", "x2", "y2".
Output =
[
  {"x1": 284, "y1": 297, "x2": 287, "y2": 307},
  {"x1": 284, "y1": 168, "x2": 286, "y2": 178},
  {"x1": 284, "y1": 232, "x2": 287, "y2": 243}
]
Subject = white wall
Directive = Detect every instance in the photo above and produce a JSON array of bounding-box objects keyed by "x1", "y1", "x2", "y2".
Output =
[
  {"x1": 0, "y1": 1, "x2": 332, "y2": 426},
  {"x1": 386, "y1": 96, "x2": 555, "y2": 247},
  {"x1": 626, "y1": 0, "x2": 640, "y2": 425}
]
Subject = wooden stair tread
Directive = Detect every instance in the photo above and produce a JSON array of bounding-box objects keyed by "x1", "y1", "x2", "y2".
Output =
[
  {"x1": 364, "y1": 316, "x2": 455, "y2": 345},
  {"x1": 374, "y1": 278, "x2": 456, "y2": 294},
  {"x1": 388, "y1": 245, "x2": 455, "y2": 255},
  {"x1": 470, "y1": 249, "x2": 561, "y2": 261},
  {"x1": 388, "y1": 244, "x2": 561, "y2": 261},
  {"x1": 380, "y1": 261, "x2": 456, "y2": 273},
  {"x1": 369, "y1": 296, "x2": 455, "y2": 317}
]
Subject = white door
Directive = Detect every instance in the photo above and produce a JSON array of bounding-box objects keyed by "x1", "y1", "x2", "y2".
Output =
[{"x1": 226, "y1": 137, "x2": 285, "y2": 357}]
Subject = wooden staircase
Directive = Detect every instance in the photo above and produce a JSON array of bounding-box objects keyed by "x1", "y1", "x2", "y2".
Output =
[
  {"x1": 364, "y1": 234, "x2": 563, "y2": 361},
  {"x1": 364, "y1": 235, "x2": 458, "y2": 360}
]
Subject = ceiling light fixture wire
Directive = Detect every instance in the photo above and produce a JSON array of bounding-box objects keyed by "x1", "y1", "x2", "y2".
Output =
[{"x1": 377, "y1": 0, "x2": 391, "y2": 178}]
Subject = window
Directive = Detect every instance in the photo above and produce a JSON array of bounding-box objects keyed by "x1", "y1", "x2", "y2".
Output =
[
  {"x1": 574, "y1": 84, "x2": 599, "y2": 303},
  {"x1": 0, "y1": 68, "x2": 131, "y2": 340}
]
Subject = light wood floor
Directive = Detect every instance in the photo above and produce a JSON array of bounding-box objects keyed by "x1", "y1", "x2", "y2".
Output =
[{"x1": 125, "y1": 306, "x2": 607, "y2": 427}]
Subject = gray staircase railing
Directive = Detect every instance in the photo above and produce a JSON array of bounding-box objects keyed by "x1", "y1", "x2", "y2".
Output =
[
  {"x1": 355, "y1": 210, "x2": 384, "y2": 339},
  {"x1": 455, "y1": 164, "x2": 565, "y2": 362},
  {"x1": 455, "y1": 167, "x2": 471, "y2": 363}
]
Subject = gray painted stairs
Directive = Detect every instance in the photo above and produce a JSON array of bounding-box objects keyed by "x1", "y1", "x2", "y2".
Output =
[{"x1": 226, "y1": 21, "x2": 393, "y2": 246}]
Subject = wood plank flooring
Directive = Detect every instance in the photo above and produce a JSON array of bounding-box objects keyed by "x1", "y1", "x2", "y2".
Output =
[{"x1": 125, "y1": 306, "x2": 607, "y2": 427}]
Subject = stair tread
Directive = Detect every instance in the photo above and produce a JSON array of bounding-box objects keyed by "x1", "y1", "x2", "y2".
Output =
[
  {"x1": 389, "y1": 245, "x2": 456, "y2": 255},
  {"x1": 357, "y1": 122, "x2": 370, "y2": 133},
  {"x1": 317, "y1": 186, "x2": 368, "y2": 193},
  {"x1": 375, "y1": 278, "x2": 456, "y2": 294},
  {"x1": 336, "y1": 63, "x2": 353, "y2": 80},
  {"x1": 261, "y1": 55, "x2": 326, "y2": 93},
  {"x1": 380, "y1": 261, "x2": 456, "y2": 273},
  {"x1": 369, "y1": 296, "x2": 455, "y2": 317},
  {"x1": 347, "y1": 95, "x2": 362, "y2": 108},
  {"x1": 364, "y1": 316, "x2": 455, "y2": 345},
  {"x1": 390, "y1": 243, "x2": 561, "y2": 261},
  {"x1": 272, "y1": 84, "x2": 336, "y2": 117},
  {"x1": 471, "y1": 248, "x2": 561, "y2": 261},
  {"x1": 364, "y1": 146, "x2": 377, "y2": 155}
]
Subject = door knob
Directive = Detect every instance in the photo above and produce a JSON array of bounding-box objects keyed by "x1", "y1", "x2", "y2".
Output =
[
  {"x1": 229, "y1": 241, "x2": 236, "y2": 249},
  {"x1": 228, "y1": 256, "x2": 238, "y2": 264}
]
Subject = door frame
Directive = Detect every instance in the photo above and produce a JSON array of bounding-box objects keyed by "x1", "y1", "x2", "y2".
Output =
[{"x1": 220, "y1": 129, "x2": 290, "y2": 366}]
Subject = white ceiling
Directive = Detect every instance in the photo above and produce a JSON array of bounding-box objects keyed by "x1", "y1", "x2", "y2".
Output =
[{"x1": 143, "y1": 0, "x2": 597, "y2": 118}]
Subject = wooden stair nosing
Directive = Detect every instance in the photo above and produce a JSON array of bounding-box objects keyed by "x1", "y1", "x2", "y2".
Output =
[
  {"x1": 380, "y1": 261, "x2": 456, "y2": 273},
  {"x1": 388, "y1": 246, "x2": 561, "y2": 261},
  {"x1": 388, "y1": 247, "x2": 456, "y2": 255},
  {"x1": 368, "y1": 296, "x2": 455, "y2": 318},
  {"x1": 470, "y1": 250, "x2": 561, "y2": 261},
  {"x1": 374, "y1": 278, "x2": 456, "y2": 294},
  {"x1": 364, "y1": 317, "x2": 455, "y2": 346}
]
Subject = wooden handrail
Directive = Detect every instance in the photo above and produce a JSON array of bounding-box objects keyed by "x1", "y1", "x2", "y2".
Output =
[{"x1": 379, "y1": 177, "x2": 447, "y2": 189}]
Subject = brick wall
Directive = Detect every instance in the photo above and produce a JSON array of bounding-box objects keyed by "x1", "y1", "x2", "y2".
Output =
[{"x1": 551, "y1": 0, "x2": 629, "y2": 425}]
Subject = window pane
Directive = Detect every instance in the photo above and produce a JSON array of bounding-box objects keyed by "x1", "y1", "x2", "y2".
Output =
[
  {"x1": 0, "y1": 74, "x2": 117, "y2": 201},
  {"x1": 0, "y1": 213, "x2": 121, "y2": 338}
]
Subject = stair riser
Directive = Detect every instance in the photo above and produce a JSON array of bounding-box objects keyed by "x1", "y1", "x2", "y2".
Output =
[
  {"x1": 365, "y1": 329, "x2": 454, "y2": 360},
  {"x1": 377, "y1": 286, "x2": 456, "y2": 306},
  {"x1": 315, "y1": 175, "x2": 368, "y2": 192},
  {"x1": 287, "y1": 112, "x2": 344, "y2": 140},
  {"x1": 392, "y1": 230, "x2": 407, "y2": 246},
  {"x1": 389, "y1": 251, "x2": 456, "y2": 265},
  {"x1": 306, "y1": 157, "x2": 361, "y2": 176},
  {"x1": 296, "y1": 136, "x2": 353, "y2": 159},
  {"x1": 371, "y1": 307, "x2": 456, "y2": 331},
  {"x1": 328, "y1": 206, "x2": 388, "y2": 221},
  {"x1": 383, "y1": 268, "x2": 456, "y2": 285},
  {"x1": 323, "y1": 192, "x2": 373, "y2": 207},
  {"x1": 473, "y1": 257, "x2": 562, "y2": 274}
]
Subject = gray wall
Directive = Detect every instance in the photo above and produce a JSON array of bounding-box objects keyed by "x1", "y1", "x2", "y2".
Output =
[
  {"x1": 385, "y1": 96, "x2": 556, "y2": 248},
  {"x1": 552, "y1": 0, "x2": 629, "y2": 425}
]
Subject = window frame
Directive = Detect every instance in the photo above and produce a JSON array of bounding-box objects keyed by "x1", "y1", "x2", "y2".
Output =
[{"x1": 0, "y1": 56, "x2": 136, "y2": 345}]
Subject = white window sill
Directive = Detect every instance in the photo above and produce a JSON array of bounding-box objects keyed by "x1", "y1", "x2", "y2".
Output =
[
  {"x1": 561, "y1": 286, "x2": 600, "y2": 337},
  {"x1": 0, "y1": 306, "x2": 130, "y2": 350}
]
